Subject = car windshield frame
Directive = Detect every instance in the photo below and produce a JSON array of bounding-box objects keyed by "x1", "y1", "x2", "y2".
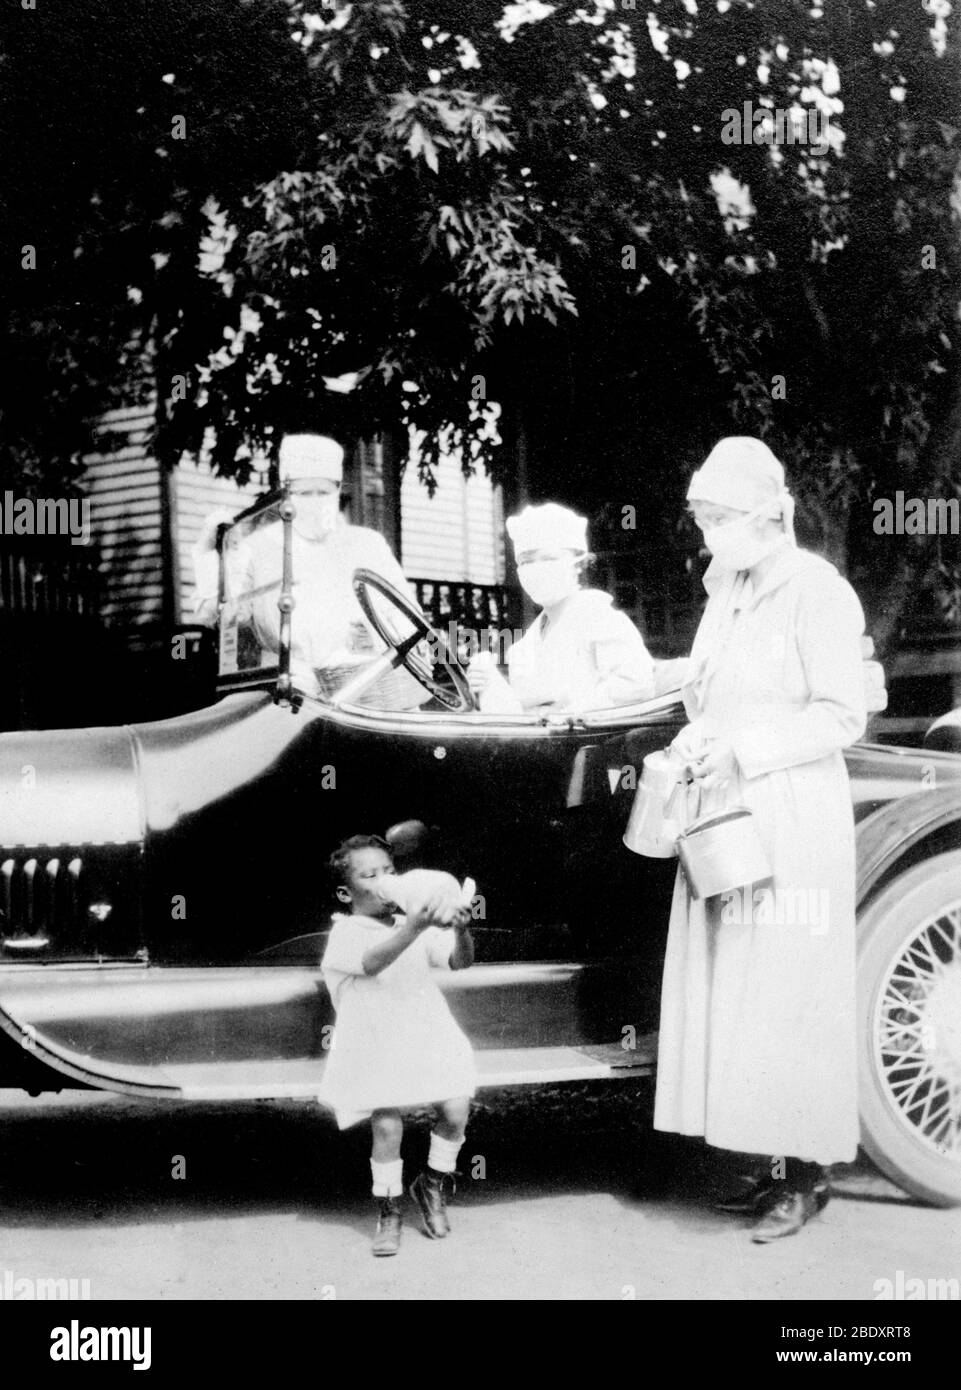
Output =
[{"x1": 214, "y1": 488, "x2": 292, "y2": 699}]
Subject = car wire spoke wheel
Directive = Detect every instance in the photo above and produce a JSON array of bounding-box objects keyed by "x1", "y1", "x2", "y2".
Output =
[
  {"x1": 858, "y1": 850, "x2": 961, "y2": 1206},
  {"x1": 876, "y1": 906, "x2": 961, "y2": 1158}
]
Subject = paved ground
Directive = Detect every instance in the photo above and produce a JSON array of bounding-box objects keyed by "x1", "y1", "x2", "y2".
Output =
[{"x1": 0, "y1": 1083, "x2": 958, "y2": 1301}]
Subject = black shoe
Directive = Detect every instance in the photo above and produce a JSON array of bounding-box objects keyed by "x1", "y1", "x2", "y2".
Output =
[
  {"x1": 410, "y1": 1170, "x2": 454, "y2": 1239},
  {"x1": 714, "y1": 1174, "x2": 779, "y2": 1214},
  {"x1": 372, "y1": 1197, "x2": 403, "y2": 1257},
  {"x1": 751, "y1": 1183, "x2": 830, "y2": 1243}
]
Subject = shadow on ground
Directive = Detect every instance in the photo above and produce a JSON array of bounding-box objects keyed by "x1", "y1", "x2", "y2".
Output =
[{"x1": 0, "y1": 1082, "x2": 913, "y2": 1235}]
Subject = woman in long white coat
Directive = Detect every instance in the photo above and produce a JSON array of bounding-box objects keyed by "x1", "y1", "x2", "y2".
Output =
[{"x1": 653, "y1": 436, "x2": 868, "y2": 1242}]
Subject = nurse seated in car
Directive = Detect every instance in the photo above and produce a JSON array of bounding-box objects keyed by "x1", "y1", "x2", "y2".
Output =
[{"x1": 468, "y1": 503, "x2": 655, "y2": 715}]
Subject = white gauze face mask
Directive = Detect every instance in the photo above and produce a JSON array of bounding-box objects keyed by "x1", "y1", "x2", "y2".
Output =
[
  {"x1": 700, "y1": 506, "x2": 782, "y2": 571},
  {"x1": 517, "y1": 556, "x2": 582, "y2": 609},
  {"x1": 293, "y1": 493, "x2": 340, "y2": 540}
]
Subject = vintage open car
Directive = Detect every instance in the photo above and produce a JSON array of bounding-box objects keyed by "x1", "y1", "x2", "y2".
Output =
[{"x1": 1, "y1": 486, "x2": 960, "y2": 1208}]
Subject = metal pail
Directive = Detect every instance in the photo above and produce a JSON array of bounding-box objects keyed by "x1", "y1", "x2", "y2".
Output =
[
  {"x1": 675, "y1": 806, "x2": 771, "y2": 899},
  {"x1": 622, "y1": 750, "x2": 690, "y2": 859}
]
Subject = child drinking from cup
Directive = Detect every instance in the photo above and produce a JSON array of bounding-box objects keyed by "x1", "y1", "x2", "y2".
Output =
[{"x1": 318, "y1": 835, "x2": 476, "y2": 1256}]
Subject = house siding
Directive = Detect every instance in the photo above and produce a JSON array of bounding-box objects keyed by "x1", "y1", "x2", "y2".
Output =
[
  {"x1": 84, "y1": 413, "x2": 505, "y2": 628},
  {"x1": 83, "y1": 408, "x2": 265, "y2": 626},
  {"x1": 401, "y1": 455, "x2": 505, "y2": 586},
  {"x1": 82, "y1": 406, "x2": 165, "y2": 626}
]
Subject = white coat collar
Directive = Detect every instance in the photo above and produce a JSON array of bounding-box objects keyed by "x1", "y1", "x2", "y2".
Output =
[{"x1": 703, "y1": 541, "x2": 825, "y2": 608}]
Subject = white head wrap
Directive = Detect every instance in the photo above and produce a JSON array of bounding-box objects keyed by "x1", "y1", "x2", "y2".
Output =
[
  {"x1": 687, "y1": 436, "x2": 795, "y2": 542},
  {"x1": 279, "y1": 434, "x2": 344, "y2": 483},
  {"x1": 506, "y1": 503, "x2": 589, "y2": 555}
]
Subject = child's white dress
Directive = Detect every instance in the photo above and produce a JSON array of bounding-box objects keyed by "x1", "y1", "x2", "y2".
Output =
[{"x1": 318, "y1": 913, "x2": 476, "y2": 1129}]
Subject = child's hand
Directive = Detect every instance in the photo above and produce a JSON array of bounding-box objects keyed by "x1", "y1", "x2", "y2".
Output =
[
  {"x1": 407, "y1": 899, "x2": 443, "y2": 933},
  {"x1": 413, "y1": 894, "x2": 471, "y2": 931},
  {"x1": 393, "y1": 869, "x2": 463, "y2": 930},
  {"x1": 408, "y1": 894, "x2": 465, "y2": 932}
]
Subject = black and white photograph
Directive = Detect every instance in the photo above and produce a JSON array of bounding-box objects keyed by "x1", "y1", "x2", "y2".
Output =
[{"x1": 1, "y1": 0, "x2": 960, "y2": 1344}]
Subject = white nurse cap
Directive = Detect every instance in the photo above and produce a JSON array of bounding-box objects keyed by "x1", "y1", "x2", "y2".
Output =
[
  {"x1": 506, "y1": 503, "x2": 589, "y2": 554},
  {"x1": 278, "y1": 434, "x2": 344, "y2": 483},
  {"x1": 687, "y1": 436, "x2": 796, "y2": 542}
]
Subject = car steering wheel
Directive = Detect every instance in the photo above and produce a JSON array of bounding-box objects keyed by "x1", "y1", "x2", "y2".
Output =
[{"x1": 351, "y1": 569, "x2": 474, "y2": 713}]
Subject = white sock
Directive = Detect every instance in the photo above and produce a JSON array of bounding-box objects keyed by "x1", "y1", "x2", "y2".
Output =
[
  {"x1": 427, "y1": 1131, "x2": 464, "y2": 1175},
  {"x1": 370, "y1": 1158, "x2": 403, "y2": 1198}
]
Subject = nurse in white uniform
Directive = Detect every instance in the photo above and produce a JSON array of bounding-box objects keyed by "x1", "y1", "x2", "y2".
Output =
[
  {"x1": 193, "y1": 433, "x2": 422, "y2": 706},
  {"x1": 469, "y1": 502, "x2": 655, "y2": 714}
]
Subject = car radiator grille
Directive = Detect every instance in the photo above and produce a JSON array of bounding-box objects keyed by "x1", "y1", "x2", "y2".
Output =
[{"x1": 0, "y1": 855, "x2": 85, "y2": 947}]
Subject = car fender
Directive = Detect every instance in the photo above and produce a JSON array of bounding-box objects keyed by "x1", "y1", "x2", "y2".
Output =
[{"x1": 856, "y1": 784, "x2": 961, "y2": 906}]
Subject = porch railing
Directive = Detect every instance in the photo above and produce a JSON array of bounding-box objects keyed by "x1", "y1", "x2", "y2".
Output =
[
  {"x1": 0, "y1": 540, "x2": 100, "y2": 617},
  {"x1": 413, "y1": 579, "x2": 518, "y2": 636},
  {"x1": 412, "y1": 571, "x2": 702, "y2": 657},
  {"x1": 591, "y1": 548, "x2": 703, "y2": 657}
]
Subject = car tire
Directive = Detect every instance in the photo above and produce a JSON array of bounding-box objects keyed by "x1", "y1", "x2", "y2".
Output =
[{"x1": 857, "y1": 851, "x2": 961, "y2": 1207}]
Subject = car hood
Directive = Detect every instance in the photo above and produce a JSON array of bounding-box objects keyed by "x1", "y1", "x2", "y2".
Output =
[
  {"x1": 0, "y1": 725, "x2": 143, "y2": 849},
  {"x1": 0, "y1": 691, "x2": 302, "y2": 854}
]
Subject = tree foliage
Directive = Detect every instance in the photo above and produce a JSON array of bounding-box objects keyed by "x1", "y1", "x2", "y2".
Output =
[
  {"x1": 0, "y1": 0, "x2": 308, "y2": 484},
  {"x1": 2, "y1": 0, "x2": 959, "y2": 647}
]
